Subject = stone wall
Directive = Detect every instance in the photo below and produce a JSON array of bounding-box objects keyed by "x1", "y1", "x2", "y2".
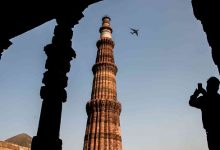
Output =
[{"x1": 0, "y1": 141, "x2": 30, "y2": 150}]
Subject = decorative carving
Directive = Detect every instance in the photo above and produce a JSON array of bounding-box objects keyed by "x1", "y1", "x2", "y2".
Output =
[
  {"x1": 96, "y1": 38, "x2": 115, "y2": 48},
  {"x1": 86, "y1": 100, "x2": 121, "y2": 114},
  {"x1": 92, "y1": 62, "x2": 118, "y2": 75},
  {"x1": 84, "y1": 133, "x2": 122, "y2": 141}
]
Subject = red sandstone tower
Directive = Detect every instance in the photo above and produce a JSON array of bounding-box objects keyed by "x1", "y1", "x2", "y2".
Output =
[{"x1": 83, "y1": 16, "x2": 122, "y2": 150}]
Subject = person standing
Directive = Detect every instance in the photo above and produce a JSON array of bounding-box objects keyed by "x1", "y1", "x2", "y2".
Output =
[{"x1": 189, "y1": 76, "x2": 220, "y2": 150}]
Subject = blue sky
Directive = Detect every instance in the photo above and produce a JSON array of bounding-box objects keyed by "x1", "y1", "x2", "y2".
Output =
[{"x1": 0, "y1": 0, "x2": 219, "y2": 150}]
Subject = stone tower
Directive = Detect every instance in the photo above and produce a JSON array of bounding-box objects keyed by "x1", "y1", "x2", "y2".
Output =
[{"x1": 83, "y1": 16, "x2": 122, "y2": 150}]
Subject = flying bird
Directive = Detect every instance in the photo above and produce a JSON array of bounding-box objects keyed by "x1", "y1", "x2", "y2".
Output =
[{"x1": 130, "y1": 28, "x2": 139, "y2": 36}]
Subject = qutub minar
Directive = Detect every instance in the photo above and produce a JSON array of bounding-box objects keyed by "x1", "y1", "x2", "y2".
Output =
[{"x1": 83, "y1": 16, "x2": 122, "y2": 150}]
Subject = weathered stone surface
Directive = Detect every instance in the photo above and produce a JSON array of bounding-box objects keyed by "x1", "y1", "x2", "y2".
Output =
[
  {"x1": 5, "y1": 133, "x2": 32, "y2": 148},
  {"x1": 0, "y1": 141, "x2": 30, "y2": 150}
]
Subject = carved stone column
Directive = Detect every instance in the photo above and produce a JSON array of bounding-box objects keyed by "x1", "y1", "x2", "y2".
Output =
[{"x1": 31, "y1": 17, "x2": 76, "y2": 150}]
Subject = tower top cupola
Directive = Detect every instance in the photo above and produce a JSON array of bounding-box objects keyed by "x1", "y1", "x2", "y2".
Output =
[
  {"x1": 102, "y1": 16, "x2": 111, "y2": 26},
  {"x1": 99, "y1": 16, "x2": 113, "y2": 39}
]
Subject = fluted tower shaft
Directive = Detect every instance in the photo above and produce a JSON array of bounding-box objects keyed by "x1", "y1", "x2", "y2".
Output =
[{"x1": 83, "y1": 16, "x2": 122, "y2": 150}]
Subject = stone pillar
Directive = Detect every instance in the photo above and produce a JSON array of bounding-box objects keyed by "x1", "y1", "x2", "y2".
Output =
[{"x1": 31, "y1": 17, "x2": 76, "y2": 150}]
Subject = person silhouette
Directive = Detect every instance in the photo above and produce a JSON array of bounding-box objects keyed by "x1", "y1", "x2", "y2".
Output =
[{"x1": 189, "y1": 76, "x2": 220, "y2": 150}]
